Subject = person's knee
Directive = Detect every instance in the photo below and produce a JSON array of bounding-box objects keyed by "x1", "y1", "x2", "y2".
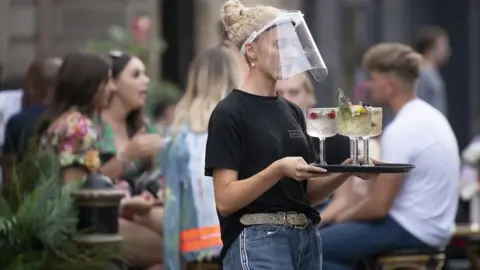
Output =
[
  {"x1": 320, "y1": 224, "x2": 359, "y2": 262},
  {"x1": 133, "y1": 206, "x2": 164, "y2": 235},
  {"x1": 319, "y1": 227, "x2": 341, "y2": 257},
  {"x1": 119, "y1": 219, "x2": 163, "y2": 266}
]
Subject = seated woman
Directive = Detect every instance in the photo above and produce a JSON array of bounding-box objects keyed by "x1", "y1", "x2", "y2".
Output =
[
  {"x1": 95, "y1": 51, "x2": 164, "y2": 267},
  {"x1": 37, "y1": 51, "x2": 162, "y2": 270},
  {"x1": 161, "y1": 46, "x2": 244, "y2": 269}
]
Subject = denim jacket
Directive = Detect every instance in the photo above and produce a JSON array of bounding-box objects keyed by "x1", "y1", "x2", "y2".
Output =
[{"x1": 161, "y1": 125, "x2": 222, "y2": 270}]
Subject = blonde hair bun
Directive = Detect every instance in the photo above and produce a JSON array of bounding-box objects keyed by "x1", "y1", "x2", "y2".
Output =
[
  {"x1": 219, "y1": 0, "x2": 282, "y2": 48},
  {"x1": 221, "y1": 0, "x2": 245, "y2": 29}
]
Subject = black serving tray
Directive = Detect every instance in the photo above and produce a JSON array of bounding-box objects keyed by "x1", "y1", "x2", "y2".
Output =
[{"x1": 312, "y1": 163, "x2": 415, "y2": 173}]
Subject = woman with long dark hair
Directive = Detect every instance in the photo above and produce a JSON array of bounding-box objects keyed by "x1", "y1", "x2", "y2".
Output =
[
  {"x1": 38, "y1": 52, "x2": 113, "y2": 180},
  {"x1": 38, "y1": 51, "x2": 163, "y2": 269},
  {"x1": 94, "y1": 51, "x2": 164, "y2": 268},
  {"x1": 95, "y1": 51, "x2": 163, "y2": 191}
]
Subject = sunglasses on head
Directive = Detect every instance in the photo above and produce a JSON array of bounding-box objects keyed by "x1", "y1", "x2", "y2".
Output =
[{"x1": 108, "y1": 50, "x2": 123, "y2": 58}]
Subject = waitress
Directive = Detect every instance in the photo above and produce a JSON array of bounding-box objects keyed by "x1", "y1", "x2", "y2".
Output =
[{"x1": 205, "y1": 1, "x2": 374, "y2": 269}]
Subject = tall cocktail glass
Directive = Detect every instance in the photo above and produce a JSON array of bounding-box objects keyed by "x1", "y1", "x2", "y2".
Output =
[
  {"x1": 306, "y1": 108, "x2": 339, "y2": 165},
  {"x1": 337, "y1": 104, "x2": 373, "y2": 165},
  {"x1": 362, "y1": 107, "x2": 383, "y2": 166}
]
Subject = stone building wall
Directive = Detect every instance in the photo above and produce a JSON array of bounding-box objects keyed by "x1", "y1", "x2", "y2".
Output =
[
  {"x1": 194, "y1": 0, "x2": 303, "y2": 53},
  {"x1": 0, "y1": 0, "x2": 160, "y2": 80}
]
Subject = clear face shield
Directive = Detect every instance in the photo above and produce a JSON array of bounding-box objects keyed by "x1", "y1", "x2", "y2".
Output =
[{"x1": 240, "y1": 12, "x2": 328, "y2": 82}]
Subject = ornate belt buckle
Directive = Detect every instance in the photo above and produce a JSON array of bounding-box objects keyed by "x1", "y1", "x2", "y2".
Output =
[{"x1": 283, "y1": 211, "x2": 308, "y2": 229}]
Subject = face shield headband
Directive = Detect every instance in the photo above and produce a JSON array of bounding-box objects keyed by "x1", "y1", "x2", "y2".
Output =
[{"x1": 239, "y1": 11, "x2": 328, "y2": 82}]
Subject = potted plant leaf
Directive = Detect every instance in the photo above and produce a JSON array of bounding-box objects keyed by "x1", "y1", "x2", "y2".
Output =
[{"x1": 0, "y1": 147, "x2": 122, "y2": 270}]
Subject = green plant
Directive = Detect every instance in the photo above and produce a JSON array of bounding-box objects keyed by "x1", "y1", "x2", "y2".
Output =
[
  {"x1": 146, "y1": 80, "x2": 182, "y2": 116},
  {"x1": 0, "y1": 148, "x2": 120, "y2": 270},
  {"x1": 85, "y1": 25, "x2": 166, "y2": 64}
]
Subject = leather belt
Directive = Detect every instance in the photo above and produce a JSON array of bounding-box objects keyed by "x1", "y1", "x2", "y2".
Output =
[{"x1": 239, "y1": 212, "x2": 310, "y2": 229}]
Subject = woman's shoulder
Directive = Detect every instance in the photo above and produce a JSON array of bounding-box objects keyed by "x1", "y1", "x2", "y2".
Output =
[
  {"x1": 48, "y1": 110, "x2": 94, "y2": 135},
  {"x1": 40, "y1": 110, "x2": 99, "y2": 172},
  {"x1": 41, "y1": 110, "x2": 96, "y2": 149},
  {"x1": 215, "y1": 91, "x2": 245, "y2": 112},
  {"x1": 210, "y1": 97, "x2": 244, "y2": 124}
]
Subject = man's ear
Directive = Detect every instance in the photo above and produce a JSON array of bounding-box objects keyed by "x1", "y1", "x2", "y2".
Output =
[{"x1": 384, "y1": 73, "x2": 398, "y2": 89}]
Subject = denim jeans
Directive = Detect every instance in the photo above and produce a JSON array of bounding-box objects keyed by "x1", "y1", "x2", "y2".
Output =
[
  {"x1": 321, "y1": 215, "x2": 435, "y2": 270},
  {"x1": 223, "y1": 224, "x2": 322, "y2": 270}
]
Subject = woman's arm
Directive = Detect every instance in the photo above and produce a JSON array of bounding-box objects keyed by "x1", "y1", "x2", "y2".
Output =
[
  {"x1": 99, "y1": 156, "x2": 125, "y2": 181},
  {"x1": 61, "y1": 167, "x2": 87, "y2": 183},
  {"x1": 213, "y1": 161, "x2": 284, "y2": 217}
]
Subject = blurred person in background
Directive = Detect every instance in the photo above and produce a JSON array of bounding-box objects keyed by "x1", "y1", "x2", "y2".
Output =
[
  {"x1": 95, "y1": 51, "x2": 163, "y2": 197},
  {"x1": 414, "y1": 26, "x2": 450, "y2": 117},
  {"x1": 162, "y1": 46, "x2": 243, "y2": 270},
  {"x1": 37, "y1": 51, "x2": 162, "y2": 270},
  {"x1": 321, "y1": 43, "x2": 459, "y2": 270},
  {"x1": 95, "y1": 51, "x2": 164, "y2": 269},
  {"x1": 1, "y1": 57, "x2": 62, "y2": 183},
  {"x1": 37, "y1": 51, "x2": 113, "y2": 185},
  {"x1": 0, "y1": 90, "x2": 22, "y2": 148},
  {"x1": 275, "y1": 72, "x2": 316, "y2": 112},
  {"x1": 3, "y1": 57, "x2": 62, "y2": 157}
]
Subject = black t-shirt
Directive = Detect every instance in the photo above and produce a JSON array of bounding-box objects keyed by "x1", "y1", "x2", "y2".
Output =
[
  {"x1": 205, "y1": 89, "x2": 320, "y2": 259},
  {"x1": 311, "y1": 135, "x2": 351, "y2": 165}
]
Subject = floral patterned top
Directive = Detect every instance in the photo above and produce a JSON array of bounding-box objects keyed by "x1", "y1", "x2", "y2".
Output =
[{"x1": 39, "y1": 110, "x2": 100, "y2": 172}]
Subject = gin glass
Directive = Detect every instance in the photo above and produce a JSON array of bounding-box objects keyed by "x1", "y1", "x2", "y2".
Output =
[
  {"x1": 306, "y1": 108, "x2": 339, "y2": 165},
  {"x1": 362, "y1": 107, "x2": 383, "y2": 166},
  {"x1": 337, "y1": 105, "x2": 373, "y2": 165}
]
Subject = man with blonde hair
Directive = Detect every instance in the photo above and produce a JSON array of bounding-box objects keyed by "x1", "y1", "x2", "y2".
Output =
[{"x1": 321, "y1": 43, "x2": 459, "y2": 269}]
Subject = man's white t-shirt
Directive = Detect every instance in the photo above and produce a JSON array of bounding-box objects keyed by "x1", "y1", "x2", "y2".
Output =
[{"x1": 381, "y1": 98, "x2": 459, "y2": 248}]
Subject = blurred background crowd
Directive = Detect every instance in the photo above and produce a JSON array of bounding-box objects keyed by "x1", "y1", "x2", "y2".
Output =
[{"x1": 0, "y1": 0, "x2": 480, "y2": 269}]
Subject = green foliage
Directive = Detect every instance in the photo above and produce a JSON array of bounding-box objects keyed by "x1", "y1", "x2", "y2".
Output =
[
  {"x1": 146, "y1": 80, "x2": 182, "y2": 116},
  {"x1": 85, "y1": 24, "x2": 183, "y2": 119},
  {"x1": 0, "y1": 147, "x2": 120, "y2": 270},
  {"x1": 85, "y1": 25, "x2": 167, "y2": 63}
]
